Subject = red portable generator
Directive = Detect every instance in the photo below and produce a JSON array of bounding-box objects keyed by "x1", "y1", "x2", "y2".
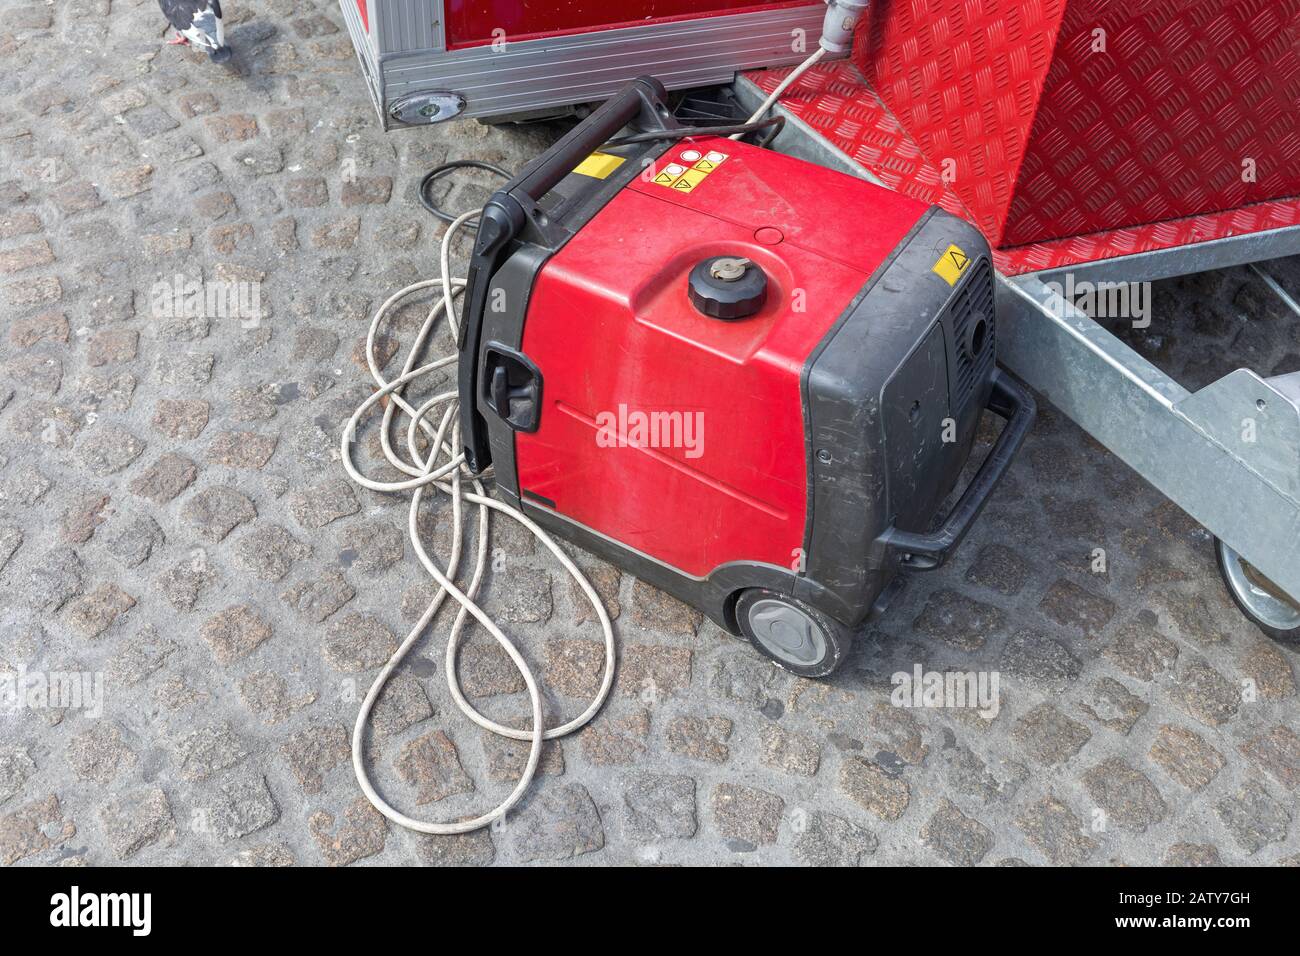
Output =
[{"x1": 459, "y1": 79, "x2": 1034, "y2": 675}]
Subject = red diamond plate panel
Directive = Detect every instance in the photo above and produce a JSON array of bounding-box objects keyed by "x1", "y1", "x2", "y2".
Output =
[
  {"x1": 854, "y1": 0, "x2": 1067, "y2": 243},
  {"x1": 1007, "y1": 0, "x2": 1300, "y2": 245},
  {"x1": 846, "y1": 0, "x2": 1300, "y2": 247},
  {"x1": 745, "y1": 60, "x2": 1300, "y2": 274}
]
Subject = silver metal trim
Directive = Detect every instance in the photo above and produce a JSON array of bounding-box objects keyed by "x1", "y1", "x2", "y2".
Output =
[
  {"x1": 1018, "y1": 225, "x2": 1300, "y2": 286},
  {"x1": 340, "y1": 0, "x2": 383, "y2": 120},
  {"x1": 352, "y1": 4, "x2": 829, "y2": 126},
  {"x1": 373, "y1": 0, "x2": 445, "y2": 55}
]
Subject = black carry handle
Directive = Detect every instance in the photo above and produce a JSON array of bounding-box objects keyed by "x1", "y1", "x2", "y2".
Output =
[
  {"x1": 511, "y1": 76, "x2": 674, "y2": 204},
  {"x1": 458, "y1": 76, "x2": 676, "y2": 474},
  {"x1": 877, "y1": 369, "x2": 1036, "y2": 571}
]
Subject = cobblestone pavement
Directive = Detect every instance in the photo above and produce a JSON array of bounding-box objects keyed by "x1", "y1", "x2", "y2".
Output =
[{"x1": 2, "y1": 0, "x2": 1299, "y2": 867}]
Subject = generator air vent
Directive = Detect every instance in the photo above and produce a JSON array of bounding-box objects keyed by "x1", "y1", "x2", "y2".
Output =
[{"x1": 947, "y1": 258, "x2": 996, "y2": 412}]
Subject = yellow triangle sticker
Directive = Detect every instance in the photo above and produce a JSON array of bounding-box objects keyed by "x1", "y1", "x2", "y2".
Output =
[{"x1": 932, "y1": 244, "x2": 973, "y2": 285}]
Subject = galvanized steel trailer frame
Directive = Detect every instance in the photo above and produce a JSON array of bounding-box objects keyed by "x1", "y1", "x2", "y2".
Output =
[{"x1": 731, "y1": 76, "x2": 1300, "y2": 607}]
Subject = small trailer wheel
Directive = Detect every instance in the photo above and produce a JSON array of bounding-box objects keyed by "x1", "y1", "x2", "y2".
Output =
[
  {"x1": 734, "y1": 589, "x2": 852, "y2": 678},
  {"x1": 1215, "y1": 538, "x2": 1300, "y2": 641}
]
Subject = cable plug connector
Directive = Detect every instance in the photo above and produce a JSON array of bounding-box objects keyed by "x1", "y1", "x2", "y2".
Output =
[{"x1": 818, "y1": 0, "x2": 869, "y2": 54}]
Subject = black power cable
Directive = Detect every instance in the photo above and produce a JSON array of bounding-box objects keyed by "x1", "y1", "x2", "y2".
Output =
[
  {"x1": 603, "y1": 115, "x2": 784, "y2": 148},
  {"x1": 417, "y1": 159, "x2": 511, "y2": 224},
  {"x1": 416, "y1": 116, "x2": 785, "y2": 223}
]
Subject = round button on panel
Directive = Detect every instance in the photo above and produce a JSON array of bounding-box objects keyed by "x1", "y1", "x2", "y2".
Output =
[{"x1": 680, "y1": 149, "x2": 702, "y2": 162}]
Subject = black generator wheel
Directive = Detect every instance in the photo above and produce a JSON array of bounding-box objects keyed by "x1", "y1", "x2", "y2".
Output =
[
  {"x1": 734, "y1": 589, "x2": 852, "y2": 678},
  {"x1": 1215, "y1": 538, "x2": 1300, "y2": 642}
]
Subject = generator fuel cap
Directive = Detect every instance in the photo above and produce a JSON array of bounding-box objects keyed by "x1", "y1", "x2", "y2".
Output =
[{"x1": 689, "y1": 255, "x2": 767, "y2": 320}]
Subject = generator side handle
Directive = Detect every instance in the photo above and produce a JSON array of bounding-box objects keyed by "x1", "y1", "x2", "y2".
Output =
[
  {"x1": 878, "y1": 369, "x2": 1036, "y2": 570},
  {"x1": 458, "y1": 76, "x2": 676, "y2": 473}
]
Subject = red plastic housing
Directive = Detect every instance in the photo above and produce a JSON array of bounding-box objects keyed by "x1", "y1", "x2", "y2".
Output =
[
  {"x1": 513, "y1": 137, "x2": 930, "y2": 577},
  {"x1": 853, "y1": 0, "x2": 1300, "y2": 247}
]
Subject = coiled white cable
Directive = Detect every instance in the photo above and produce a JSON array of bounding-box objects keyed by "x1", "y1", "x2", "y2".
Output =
[{"x1": 341, "y1": 211, "x2": 617, "y2": 834}]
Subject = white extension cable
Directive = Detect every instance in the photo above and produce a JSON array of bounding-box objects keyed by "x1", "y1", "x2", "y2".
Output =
[
  {"x1": 731, "y1": 0, "x2": 870, "y2": 140},
  {"x1": 341, "y1": 211, "x2": 616, "y2": 834},
  {"x1": 342, "y1": 8, "x2": 859, "y2": 827},
  {"x1": 730, "y1": 46, "x2": 826, "y2": 140}
]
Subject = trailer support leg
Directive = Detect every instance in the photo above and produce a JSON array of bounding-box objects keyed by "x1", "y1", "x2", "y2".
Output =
[{"x1": 997, "y1": 274, "x2": 1300, "y2": 604}]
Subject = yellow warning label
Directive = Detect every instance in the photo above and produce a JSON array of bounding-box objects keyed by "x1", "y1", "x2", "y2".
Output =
[
  {"x1": 652, "y1": 149, "x2": 728, "y2": 193},
  {"x1": 932, "y1": 244, "x2": 972, "y2": 285},
  {"x1": 694, "y1": 150, "x2": 728, "y2": 172},
  {"x1": 669, "y1": 169, "x2": 708, "y2": 193},
  {"x1": 573, "y1": 152, "x2": 625, "y2": 179},
  {"x1": 653, "y1": 163, "x2": 688, "y2": 186}
]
